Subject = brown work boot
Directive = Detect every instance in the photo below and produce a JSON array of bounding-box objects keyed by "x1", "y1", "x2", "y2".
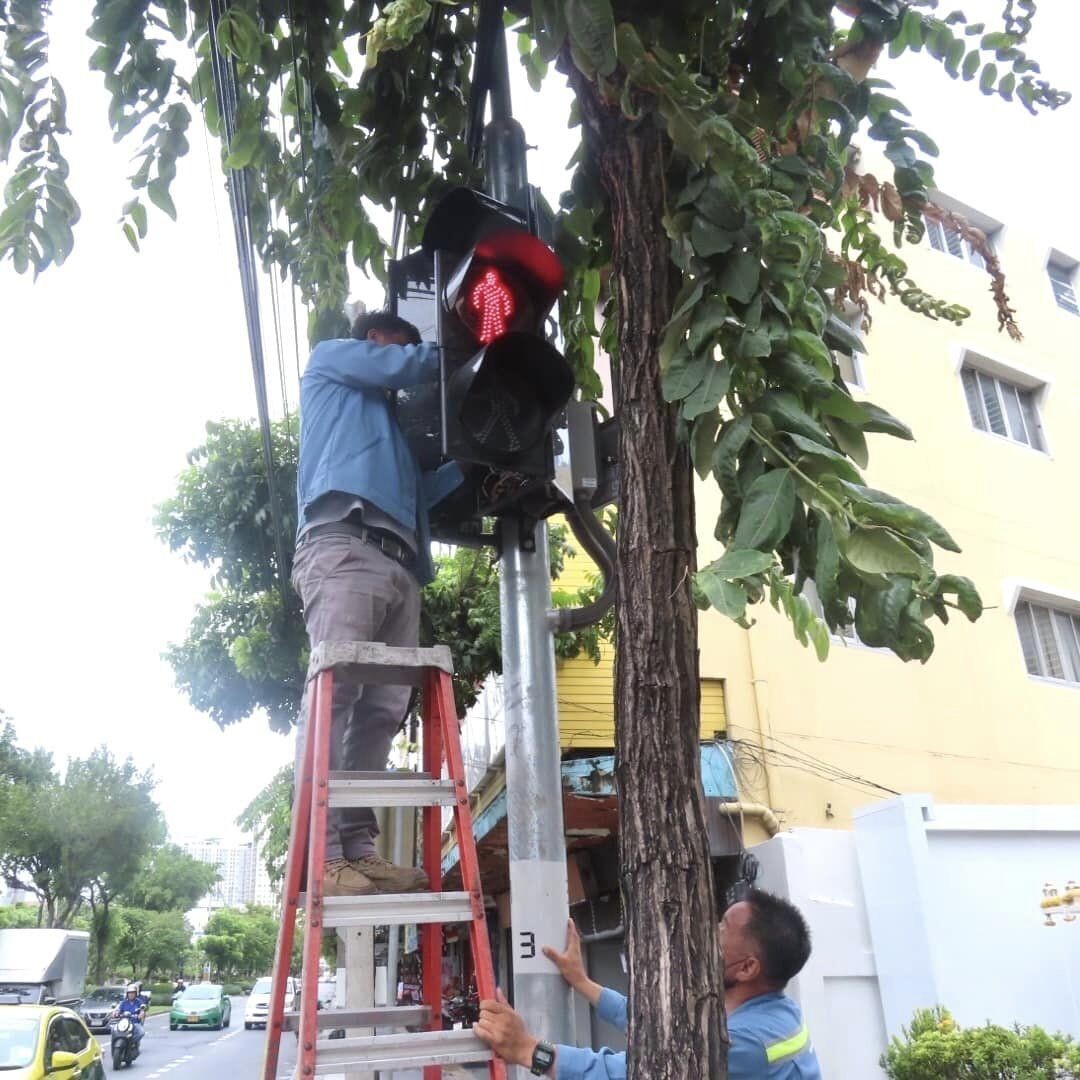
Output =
[
  {"x1": 323, "y1": 858, "x2": 377, "y2": 897},
  {"x1": 350, "y1": 855, "x2": 429, "y2": 893}
]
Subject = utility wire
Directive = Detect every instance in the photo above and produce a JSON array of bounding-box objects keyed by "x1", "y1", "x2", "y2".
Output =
[{"x1": 207, "y1": 0, "x2": 292, "y2": 604}]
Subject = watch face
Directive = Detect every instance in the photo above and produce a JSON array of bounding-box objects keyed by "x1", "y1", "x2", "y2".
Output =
[{"x1": 531, "y1": 1041, "x2": 556, "y2": 1074}]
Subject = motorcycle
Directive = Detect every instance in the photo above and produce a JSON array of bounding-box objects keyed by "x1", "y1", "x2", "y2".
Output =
[
  {"x1": 109, "y1": 1015, "x2": 142, "y2": 1069},
  {"x1": 441, "y1": 987, "x2": 480, "y2": 1030}
]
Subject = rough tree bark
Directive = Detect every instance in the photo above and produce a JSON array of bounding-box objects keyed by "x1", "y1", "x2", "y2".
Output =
[{"x1": 574, "y1": 77, "x2": 728, "y2": 1079}]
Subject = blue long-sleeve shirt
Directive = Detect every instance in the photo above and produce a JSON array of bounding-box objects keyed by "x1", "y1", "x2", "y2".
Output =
[
  {"x1": 555, "y1": 988, "x2": 821, "y2": 1079},
  {"x1": 296, "y1": 337, "x2": 462, "y2": 585}
]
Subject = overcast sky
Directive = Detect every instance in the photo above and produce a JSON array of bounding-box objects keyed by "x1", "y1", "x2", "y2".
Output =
[{"x1": 0, "y1": 2, "x2": 1076, "y2": 844}]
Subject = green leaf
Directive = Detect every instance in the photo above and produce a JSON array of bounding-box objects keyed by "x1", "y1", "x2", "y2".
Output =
[
  {"x1": 147, "y1": 178, "x2": 177, "y2": 220},
  {"x1": 682, "y1": 360, "x2": 732, "y2": 420},
  {"x1": 788, "y1": 328, "x2": 834, "y2": 375},
  {"x1": 690, "y1": 411, "x2": 719, "y2": 481},
  {"x1": 733, "y1": 469, "x2": 797, "y2": 551},
  {"x1": 696, "y1": 571, "x2": 747, "y2": 620},
  {"x1": 979, "y1": 62, "x2": 998, "y2": 93},
  {"x1": 704, "y1": 549, "x2": 774, "y2": 579},
  {"x1": 661, "y1": 345, "x2": 707, "y2": 403},
  {"x1": 717, "y1": 249, "x2": 761, "y2": 304},
  {"x1": 785, "y1": 433, "x2": 863, "y2": 484},
  {"x1": 739, "y1": 328, "x2": 772, "y2": 359},
  {"x1": 823, "y1": 312, "x2": 865, "y2": 356},
  {"x1": 839, "y1": 482, "x2": 960, "y2": 552},
  {"x1": 712, "y1": 414, "x2": 752, "y2": 495},
  {"x1": 754, "y1": 391, "x2": 831, "y2": 445},
  {"x1": 936, "y1": 574, "x2": 983, "y2": 621},
  {"x1": 807, "y1": 615, "x2": 830, "y2": 661},
  {"x1": 224, "y1": 128, "x2": 260, "y2": 170},
  {"x1": 565, "y1": 0, "x2": 617, "y2": 77},
  {"x1": 691, "y1": 216, "x2": 735, "y2": 257},
  {"x1": 961, "y1": 50, "x2": 981, "y2": 80},
  {"x1": 842, "y1": 528, "x2": 925, "y2": 576},
  {"x1": 814, "y1": 518, "x2": 840, "y2": 611}
]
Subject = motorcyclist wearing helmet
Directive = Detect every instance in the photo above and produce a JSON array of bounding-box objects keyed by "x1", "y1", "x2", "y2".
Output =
[{"x1": 114, "y1": 984, "x2": 146, "y2": 1043}]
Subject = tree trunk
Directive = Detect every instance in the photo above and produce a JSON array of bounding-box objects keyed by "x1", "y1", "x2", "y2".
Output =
[
  {"x1": 90, "y1": 894, "x2": 110, "y2": 986},
  {"x1": 574, "y1": 79, "x2": 727, "y2": 1078}
]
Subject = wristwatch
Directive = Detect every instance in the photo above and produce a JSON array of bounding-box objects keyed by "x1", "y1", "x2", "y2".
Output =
[{"x1": 530, "y1": 1040, "x2": 556, "y2": 1075}]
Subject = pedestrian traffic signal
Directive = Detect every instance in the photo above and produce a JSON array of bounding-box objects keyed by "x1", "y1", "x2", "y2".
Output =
[{"x1": 423, "y1": 187, "x2": 575, "y2": 479}]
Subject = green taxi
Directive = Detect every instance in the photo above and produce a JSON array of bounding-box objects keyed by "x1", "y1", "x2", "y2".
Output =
[
  {"x1": 169, "y1": 983, "x2": 231, "y2": 1030},
  {"x1": 0, "y1": 1003, "x2": 104, "y2": 1078}
]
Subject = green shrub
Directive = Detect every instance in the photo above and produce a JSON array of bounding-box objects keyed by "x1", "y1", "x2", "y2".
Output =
[
  {"x1": 222, "y1": 984, "x2": 244, "y2": 997},
  {"x1": 883, "y1": 1007, "x2": 1080, "y2": 1079}
]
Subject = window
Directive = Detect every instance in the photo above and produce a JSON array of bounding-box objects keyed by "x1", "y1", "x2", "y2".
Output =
[
  {"x1": 960, "y1": 365, "x2": 1044, "y2": 450},
  {"x1": 1048, "y1": 258, "x2": 1079, "y2": 315},
  {"x1": 59, "y1": 1018, "x2": 89, "y2": 1052},
  {"x1": 833, "y1": 302, "x2": 867, "y2": 390},
  {"x1": 924, "y1": 216, "x2": 987, "y2": 269},
  {"x1": 1015, "y1": 599, "x2": 1080, "y2": 686}
]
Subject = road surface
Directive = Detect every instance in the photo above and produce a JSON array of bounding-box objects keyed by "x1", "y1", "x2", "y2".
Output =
[{"x1": 94, "y1": 998, "x2": 487, "y2": 1079}]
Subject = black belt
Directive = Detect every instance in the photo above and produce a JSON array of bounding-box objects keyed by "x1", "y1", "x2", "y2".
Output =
[{"x1": 300, "y1": 522, "x2": 415, "y2": 566}]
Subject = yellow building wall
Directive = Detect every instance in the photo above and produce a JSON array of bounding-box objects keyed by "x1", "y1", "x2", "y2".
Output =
[
  {"x1": 554, "y1": 531, "x2": 727, "y2": 748},
  {"x1": 698, "y1": 191, "x2": 1080, "y2": 831}
]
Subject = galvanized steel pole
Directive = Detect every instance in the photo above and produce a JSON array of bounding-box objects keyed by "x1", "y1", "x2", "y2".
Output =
[{"x1": 482, "y1": 10, "x2": 575, "y2": 1066}]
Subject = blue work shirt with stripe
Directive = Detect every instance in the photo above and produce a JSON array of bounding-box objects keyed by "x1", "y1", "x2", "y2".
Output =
[{"x1": 555, "y1": 988, "x2": 820, "y2": 1079}]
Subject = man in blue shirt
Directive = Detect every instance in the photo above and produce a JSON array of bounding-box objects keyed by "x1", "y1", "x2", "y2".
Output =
[
  {"x1": 114, "y1": 984, "x2": 145, "y2": 1046},
  {"x1": 293, "y1": 312, "x2": 461, "y2": 898},
  {"x1": 474, "y1": 889, "x2": 822, "y2": 1078}
]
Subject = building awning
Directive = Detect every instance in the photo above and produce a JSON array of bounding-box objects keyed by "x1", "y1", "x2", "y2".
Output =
[{"x1": 441, "y1": 743, "x2": 738, "y2": 891}]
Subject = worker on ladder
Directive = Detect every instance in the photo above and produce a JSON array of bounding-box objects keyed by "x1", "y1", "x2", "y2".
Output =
[{"x1": 292, "y1": 310, "x2": 462, "y2": 897}]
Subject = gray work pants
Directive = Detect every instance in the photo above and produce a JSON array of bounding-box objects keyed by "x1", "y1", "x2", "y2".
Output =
[{"x1": 291, "y1": 534, "x2": 420, "y2": 861}]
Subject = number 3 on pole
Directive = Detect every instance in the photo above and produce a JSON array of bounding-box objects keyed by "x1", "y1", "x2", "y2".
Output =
[{"x1": 518, "y1": 930, "x2": 536, "y2": 960}]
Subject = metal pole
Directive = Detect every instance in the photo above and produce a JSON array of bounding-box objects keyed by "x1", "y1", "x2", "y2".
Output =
[
  {"x1": 499, "y1": 519, "x2": 575, "y2": 1070},
  {"x1": 480, "y1": 9, "x2": 574, "y2": 1063}
]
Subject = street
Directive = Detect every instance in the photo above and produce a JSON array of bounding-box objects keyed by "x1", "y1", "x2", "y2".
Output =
[{"x1": 94, "y1": 999, "x2": 486, "y2": 1079}]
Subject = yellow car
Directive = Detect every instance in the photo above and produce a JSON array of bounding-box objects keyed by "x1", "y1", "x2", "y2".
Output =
[{"x1": 0, "y1": 1003, "x2": 105, "y2": 1078}]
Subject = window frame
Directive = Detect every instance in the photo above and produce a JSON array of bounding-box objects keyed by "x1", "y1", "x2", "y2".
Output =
[
  {"x1": 832, "y1": 301, "x2": 868, "y2": 391},
  {"x1": 924, "y1": 215, "x2": 989, "y2": 269},
  {"x1": 953, "y1": 348, "x2": 1051, "y2": 456},
  {"x1": 1003, "y1": 581, "x2": 1080, "y2": 691},
  {"x1": 1046, "y1": 251, "x2": 1079, "y2": 316}
]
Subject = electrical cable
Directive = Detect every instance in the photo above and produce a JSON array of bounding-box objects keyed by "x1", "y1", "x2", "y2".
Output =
[{"x1": 207, "y1": 0, "x2": 293, "y2": 604}]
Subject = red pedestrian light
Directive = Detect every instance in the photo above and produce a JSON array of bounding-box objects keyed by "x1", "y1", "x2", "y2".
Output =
[{"x1": 466, "y1": 267, "x2": 516, "y2": 344}]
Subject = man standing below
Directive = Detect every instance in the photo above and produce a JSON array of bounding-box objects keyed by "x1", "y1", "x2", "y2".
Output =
[
  {"x1": 293, "y1": 311, "x2": 461, "y2": 899},
  {"x1": 474, "y1": 889, "x2": 822, "y2": 1078}
]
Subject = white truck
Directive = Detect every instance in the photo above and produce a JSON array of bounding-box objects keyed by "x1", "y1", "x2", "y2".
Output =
[{"x1": 0, "y1": 928, "x2": 90, "y2": 1007}]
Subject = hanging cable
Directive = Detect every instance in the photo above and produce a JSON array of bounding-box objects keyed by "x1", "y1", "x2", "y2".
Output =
[{"x1": 207, "y1": 0, "x2": 293, "y2": 605}]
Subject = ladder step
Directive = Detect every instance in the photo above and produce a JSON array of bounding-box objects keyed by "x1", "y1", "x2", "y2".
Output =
[
  {"x1": 318, "y1": 891, "x2": 475, "y2": 928},
  {"x1": 282, "y1": 1005, "x2": 430, "y2": 1032},
  {"x1": 313, "y1": 1028, "x2": 494, "y2": 1073},
  {"x1": 308, "y1": 642, "x2": 453, "y2": 685},
  {"x1": 328, "y1": 774, "x2": 458, "y2": 808}
]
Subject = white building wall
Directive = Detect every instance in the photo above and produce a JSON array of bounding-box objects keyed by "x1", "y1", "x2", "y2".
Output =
[{"x1": 752, "y1": 797, "x2": 1080, "y2": 1078}]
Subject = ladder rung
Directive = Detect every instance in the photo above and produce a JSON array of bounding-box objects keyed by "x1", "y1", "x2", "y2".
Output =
[
  {"x1": 313, "y1": 1028, "x2": 494, "y2": 1073},
  {"x1": 282, "y1": 1005, "x2": 430, "y2": 1031},
  {"x1": 317, "y1": 891, "x2": 475, "y2": 927},
  {"x1": 328, "y1": 775, "x2": 458, "y2": 808},
  {"x1": 308, "y1": 642, "x2": 453, "y2": 685}
]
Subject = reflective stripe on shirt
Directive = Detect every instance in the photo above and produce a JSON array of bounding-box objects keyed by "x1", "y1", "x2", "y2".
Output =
[{"x1": 764, "y1": 1023, "x2": 810, "y2": 1065}]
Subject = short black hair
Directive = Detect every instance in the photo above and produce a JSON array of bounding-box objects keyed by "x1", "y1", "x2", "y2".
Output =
[
  {"x1": 744, "y1": 889, "x2": 812, "y2": 987},
  {"x1": 351, "y1": 310, "x2": 421, "y2": 345}
]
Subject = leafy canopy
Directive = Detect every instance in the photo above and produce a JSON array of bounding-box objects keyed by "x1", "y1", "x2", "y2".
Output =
[{"x1": 1, "y1": 1, "x2": 1067, "y2": 666}]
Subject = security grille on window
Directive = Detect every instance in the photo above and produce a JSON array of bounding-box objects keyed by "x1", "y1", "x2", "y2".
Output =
[
  {"x1": 924, "y1": 216, "x2": 987, "y2": 269},
  {"x1": 1015, "y1": 599, "x2": 1080, "y2": 686},
  {"x1": 1048, "y1": 260, "x2": 1079, "y2": 315},
  {"x1": 960, "y1": 366, "x2": 1044, "y2": 450}
]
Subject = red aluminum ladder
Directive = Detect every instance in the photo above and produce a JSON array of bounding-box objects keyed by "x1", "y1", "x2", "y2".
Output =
[{"x1": 261, "y1": 641, "x2": 506, "y2": 1079}]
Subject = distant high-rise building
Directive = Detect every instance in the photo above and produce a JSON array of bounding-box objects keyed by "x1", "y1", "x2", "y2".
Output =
[{"x1": 182, "y1": 838, "x2": 257, "y2": 909}]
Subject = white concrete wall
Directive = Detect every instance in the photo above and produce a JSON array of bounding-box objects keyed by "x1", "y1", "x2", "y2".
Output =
[
  {"x1": 752, "y1": 797, "x2": 1080, "y2": 1077},
  {"x1": 754, "y1": 829, "x2": 888, "y2": 1079}
]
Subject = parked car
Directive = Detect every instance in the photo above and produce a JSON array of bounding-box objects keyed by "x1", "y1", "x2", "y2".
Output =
[
  {"x1": 0, "y1": 1002, "x2": 104, "y2": 1078},
  {"x1": 244, "y1": 976, "x2": 297, "y2": 1030},
  {"x1": 169, "y1": 984, "x2": 231, "y2": 1031},
  {"x1": 78, "y1": 987, "x2": 125, "y2": 1034}
]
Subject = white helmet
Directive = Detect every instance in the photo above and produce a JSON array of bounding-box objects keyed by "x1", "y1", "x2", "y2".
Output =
[{"x1": 126, "y1": 983, "x2": 139, "y2": 994}]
